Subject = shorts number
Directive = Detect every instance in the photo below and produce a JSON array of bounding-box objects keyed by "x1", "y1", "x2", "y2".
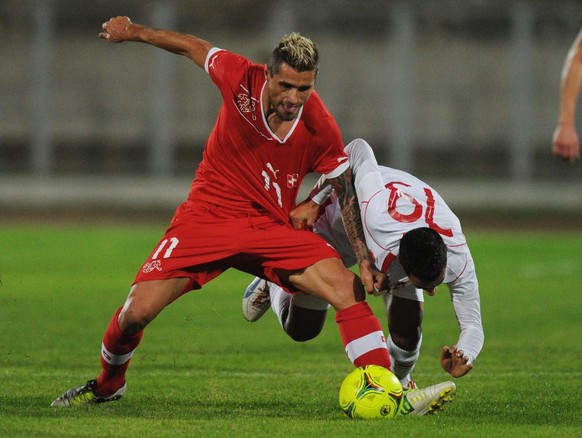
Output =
[
  {"x1": 152, "y1": 236, "x2": 179, "y2": 259},
  {"x1": 386, "y1": 182, "x2": 453, "y2": 237}
]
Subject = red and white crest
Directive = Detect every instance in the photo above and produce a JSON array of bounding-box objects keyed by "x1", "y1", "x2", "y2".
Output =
[
  {"x1": 236, "y1": 93, "x2": 255, "y2": 113},
  {"x1": 287, "y1": 173, "x2": 299, "y2": 188}
]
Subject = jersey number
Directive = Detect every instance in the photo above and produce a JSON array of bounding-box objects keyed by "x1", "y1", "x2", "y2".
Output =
[
  {"x1": 262, "y1": 162, "x2": 283, "y2": 207},
  {"x1": 386, "y1": 182, "x2": 453, "y2": 237}
]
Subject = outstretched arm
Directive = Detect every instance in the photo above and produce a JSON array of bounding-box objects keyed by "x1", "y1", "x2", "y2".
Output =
[
  {"x1": 290, "y1": 172, "x2": 381, "y2": 292},
  {"x1": 291, "y1": 139, "x2": 390, "y2": 293},
  {"x1": 552, "y1": 27, "x2": 582, "y2": 162},
  {"x1": 98, "y1": 16, "x2": 213, "y2": 69},
  {"x1": 442, "y1": 258, "x2": 484, "y2": 378}
]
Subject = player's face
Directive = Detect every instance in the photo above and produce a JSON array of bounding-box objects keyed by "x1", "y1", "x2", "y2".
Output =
[
  {"x1": 266, "y1": 63, "x2": 316, "y2": 121},
  {"x1": 408, "y1": 270, "x2": 445, "y2": 296}
]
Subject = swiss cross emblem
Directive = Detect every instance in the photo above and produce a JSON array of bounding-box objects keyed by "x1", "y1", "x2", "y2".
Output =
[{"x1": 287, "y1": 173, "x2": 298, "y2": 188}]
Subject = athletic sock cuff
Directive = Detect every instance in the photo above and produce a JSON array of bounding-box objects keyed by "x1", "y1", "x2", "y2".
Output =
[{"x1": 335, "y1": 301, "x2": 373, "y2": 323}]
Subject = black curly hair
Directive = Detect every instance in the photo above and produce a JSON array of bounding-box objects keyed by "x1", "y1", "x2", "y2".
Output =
[{"x1": 399, "y1": 227, "x2": 447, "y2": 283}]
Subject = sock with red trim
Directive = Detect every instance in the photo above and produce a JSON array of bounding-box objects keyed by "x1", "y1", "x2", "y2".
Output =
[{"x1": 335, "y1": 301, "x2": 391, "y2": 369}]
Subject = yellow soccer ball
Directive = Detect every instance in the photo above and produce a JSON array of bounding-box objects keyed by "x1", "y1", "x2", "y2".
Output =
[{"x1": 339, "y1": 365, "x2": 405, "y2": 419}]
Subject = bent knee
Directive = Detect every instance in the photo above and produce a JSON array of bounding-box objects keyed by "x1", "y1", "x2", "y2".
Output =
[
  {"x1": 390, "y1": 332, "x2": 422, "y2": 351},
  {"x1": 286, "y1": 325, "x2": 324, "y2": 343},
  {"x1": 120, "y1": 280, "x2": 183, "y2": 332},
  {"x1": 118, "y1": 305, "x2": 157, "y2": 333},
  {"x1": 283, "y1": 306, "x2": 327, "y2": 342}
]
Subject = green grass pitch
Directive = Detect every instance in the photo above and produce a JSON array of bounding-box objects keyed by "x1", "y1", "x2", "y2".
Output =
[{"x1": 0, "y1": 224, "x2": 581, "y2": 437}]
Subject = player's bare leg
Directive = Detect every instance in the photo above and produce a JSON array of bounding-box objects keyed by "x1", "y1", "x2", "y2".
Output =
[
  {"x1": 284, "y1": 258, "x2": 364, "y2": 310},
  {"x1": 282, "y1": 258, "x2": 392, "y2": 369},
  {"x1": 51, "y1": 278, "x2": 189, "y2": 406},
  {"x1": 118, "y1": 278, "x2": 190, "y2": 334}
]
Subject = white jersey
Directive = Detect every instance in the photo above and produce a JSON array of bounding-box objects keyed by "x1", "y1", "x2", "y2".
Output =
[{"x1": 313, "y1": 138, "x2": 484, "y2": 363}]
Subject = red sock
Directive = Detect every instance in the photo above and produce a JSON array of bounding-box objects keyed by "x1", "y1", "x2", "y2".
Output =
[
  {"x1": 95, "y1": 307, "x2": 144, "y2": 396},
  {"x1": 335, "y1": 302, "x2": 391, "y2": 369}
]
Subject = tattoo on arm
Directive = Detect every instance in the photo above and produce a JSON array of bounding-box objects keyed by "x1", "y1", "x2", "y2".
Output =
[{"x1": 329, "y1": 168, "x2": 371, "y2": 264}]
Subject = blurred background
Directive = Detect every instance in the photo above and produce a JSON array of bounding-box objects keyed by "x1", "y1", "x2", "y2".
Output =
[{"x1": 1, "y1": 0, "x2": 581, "y2": 224}]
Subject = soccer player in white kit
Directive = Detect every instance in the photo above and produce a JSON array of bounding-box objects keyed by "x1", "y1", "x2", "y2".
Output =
[{"x1": 243, "y1": 138, "x2": 484, "y2": 387}]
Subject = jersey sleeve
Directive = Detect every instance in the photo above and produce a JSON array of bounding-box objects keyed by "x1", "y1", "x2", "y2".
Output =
[
  {"x1": 447, "y1": 253, "x2": 484, "y2": 364},
  {"x1": 305, "y1": 94, "x2": 349, "y2": 179},
  {"x1": 322, "y1": 157, "x2": 349, "y2": 179},
  {"x1": 312, "y1": 138, "x2": 386, "y2": 207},
  {"x1": 204, "y1": 47, "x2": 224, "y2": 74},
  {"x1": 309, "y1": 175, "x2": 333, "y2": 205},
  {"x1": 204, "y1": 48, "x2": 251, "y2": 96},
  {"x1": 344, "y1": 138, "x2": 387, "y2": 203}
]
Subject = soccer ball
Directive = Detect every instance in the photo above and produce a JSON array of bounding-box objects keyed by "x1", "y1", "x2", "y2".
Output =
[{"x1": 339, "y1": 365, "x2": 405, "y2": 419}]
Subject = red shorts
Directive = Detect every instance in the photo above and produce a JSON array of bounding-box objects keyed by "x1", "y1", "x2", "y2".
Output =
[{"x1": 133, "y1": 200, "x2": 340, "y2": 295}]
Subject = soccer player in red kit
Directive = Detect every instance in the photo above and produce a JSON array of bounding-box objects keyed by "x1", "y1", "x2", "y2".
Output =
[{"x1": 51, "y1": 16, "x2": 392, "y2": 407}]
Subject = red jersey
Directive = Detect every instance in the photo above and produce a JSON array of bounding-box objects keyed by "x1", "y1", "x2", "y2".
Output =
[{"x1": 187, "y1": 48, "x2": 349, "y2": 225}]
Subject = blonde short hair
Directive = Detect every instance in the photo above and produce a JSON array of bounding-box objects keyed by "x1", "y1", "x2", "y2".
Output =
[{"x1": 268, "y1": 32, "x2": 319, "y2": 75}]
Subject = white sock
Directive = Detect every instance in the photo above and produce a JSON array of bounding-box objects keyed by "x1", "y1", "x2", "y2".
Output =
[
  {"x1": 268, "y1": 282, "x2": 290, "y2": 328},
  {"x1": 387, "y1": 334, "x2": 422, "y2": 387}
]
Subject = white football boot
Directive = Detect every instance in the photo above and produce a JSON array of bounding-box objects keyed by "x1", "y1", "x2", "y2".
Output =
[
  {"x1": 242, "y1": 277, "x2": 271, "y2": 322},
  {"x1": 402, "y1": 381, "x2": 456, "y2": 416}
]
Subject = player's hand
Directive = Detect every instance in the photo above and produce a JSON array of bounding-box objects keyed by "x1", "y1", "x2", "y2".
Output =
[
  {"x1": 359, "y1": 259, "x2": 388, "y2": 295},
  {"x1": 99, "y1": 16, "x2": 136, "y2": 43},
  {"x1": 440, "y1": 345, "x2": 473, "y2": 378},
  {"x1": 290, "y1": 198, "x2": 324, "y2": 230},
  {"x1": 552, "y1": 125, "x2": 581, "y2": 162}
]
